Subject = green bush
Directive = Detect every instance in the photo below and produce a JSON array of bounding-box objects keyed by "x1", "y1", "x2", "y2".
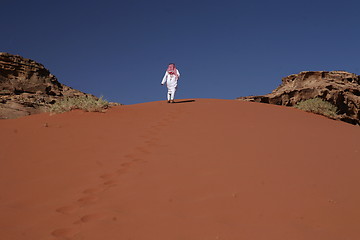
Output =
[
  {"x1": 49, "y1": 95, "x2": 109, "y2": 113},
  {"x1": 294, "y1": 98, "x2": 338, "y2": 118}
]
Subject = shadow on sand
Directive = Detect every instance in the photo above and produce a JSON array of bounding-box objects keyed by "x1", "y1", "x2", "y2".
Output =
[{"x1": 174, "y1": 100, "x2": 196, "y2": 104}]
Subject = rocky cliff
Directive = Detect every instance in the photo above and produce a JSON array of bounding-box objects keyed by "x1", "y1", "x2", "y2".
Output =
[
  {"x1": 238, "y1": 71, "x2": 360, "y2": 125},
  {"x1": 0, "y1": 53, "x2": 91, "y2": 119}
]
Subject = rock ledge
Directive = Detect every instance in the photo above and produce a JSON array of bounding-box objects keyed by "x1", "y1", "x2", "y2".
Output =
[
  {"x1": 238, "y1": 71, "x2": 360, "y2": 125},
  {"x1": 0, "y1": 53, "x2": 92, "y2": 119}
]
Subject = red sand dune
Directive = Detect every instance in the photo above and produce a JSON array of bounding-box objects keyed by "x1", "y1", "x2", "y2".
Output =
[{"x1": 1, "y1": 99, "x2": 359, "y2": 240}]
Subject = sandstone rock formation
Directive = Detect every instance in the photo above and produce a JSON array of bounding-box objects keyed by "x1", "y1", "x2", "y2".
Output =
[
  {"x1": 238, "y1": 71, "x2": 360, "y2": 125},
  {"x1": 0, "y1": 53, "x2": 92, "y2": 119}
]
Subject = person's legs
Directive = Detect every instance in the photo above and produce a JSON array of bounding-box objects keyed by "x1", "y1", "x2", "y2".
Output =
[
  {"x1": 167, "y1": 92, "x2": 171, "y2": 102},
  {"x1": 167, "y1": 88, "x2": 172, "y2": 103},
  {"x1": 170, "y1": 90, "x2": 176, "y2": 102},
  {"x1": 167, "y1": 88, "x2": 176, "y2": 103}
]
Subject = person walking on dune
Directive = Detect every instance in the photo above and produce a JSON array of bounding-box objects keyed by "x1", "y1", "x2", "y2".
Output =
[{"x1": 161, "y1": 63, "x2": 180, "y2": 103}]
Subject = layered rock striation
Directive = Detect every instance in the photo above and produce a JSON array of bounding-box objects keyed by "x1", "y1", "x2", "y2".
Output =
[
  {"x1": 0, "y1": 53, "x2": 91, "y2": 119},
  {"x1": 238, "y1": 71, "x2": 360, "y2": 125}
]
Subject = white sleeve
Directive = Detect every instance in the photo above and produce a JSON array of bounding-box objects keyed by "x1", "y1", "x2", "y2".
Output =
[
  {"x1": 177, "y1": 69, "x2": 180, "y2": 78},
  {"x1": 161, "y1": 72, "x2": 167, "y2": 84}
]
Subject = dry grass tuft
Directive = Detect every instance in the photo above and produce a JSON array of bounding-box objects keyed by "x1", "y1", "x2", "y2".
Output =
[
  {"x1": 49, "y1": 95, "x2": 110, "y2": 113},
  {"x1": 294, "y1": 98, "x2": 338, "y2": 119}
]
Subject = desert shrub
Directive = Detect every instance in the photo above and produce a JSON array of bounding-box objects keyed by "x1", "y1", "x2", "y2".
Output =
[
  {"x1": 49, "y1": 95, "x2": 109, "y2": 113},
  {"x1": 294, "y1": 98, "x2": 338, "y2": 118}
]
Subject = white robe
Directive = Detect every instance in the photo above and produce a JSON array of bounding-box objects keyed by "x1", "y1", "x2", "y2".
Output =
[{"x1": 161, "y1": 69, "x2": 180, "y2": 100}]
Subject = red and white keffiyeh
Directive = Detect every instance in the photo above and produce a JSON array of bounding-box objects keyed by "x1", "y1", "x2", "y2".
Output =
[{"x1": 166, "y1": 63, "x2": 179, "y2": 79}]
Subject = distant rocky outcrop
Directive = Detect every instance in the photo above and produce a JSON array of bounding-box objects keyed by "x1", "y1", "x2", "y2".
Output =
[
  {"x1": 0, "y1": 53, "x2": 92, "y2": 119},
  {"x1": 238, "y1": 71, "x2": 360, "y2": 125}
]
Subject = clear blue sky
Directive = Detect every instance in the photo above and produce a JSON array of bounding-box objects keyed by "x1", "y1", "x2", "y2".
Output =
[{"x1": 2, "y1": 0, "x2": 360, "y2": 104}]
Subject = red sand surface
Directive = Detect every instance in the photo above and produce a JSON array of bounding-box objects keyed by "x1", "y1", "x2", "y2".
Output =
[{"x1": 1, "y1": 99, "x2": 360, "y2": 240}]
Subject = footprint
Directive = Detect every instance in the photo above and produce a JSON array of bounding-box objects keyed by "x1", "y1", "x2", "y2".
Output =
[
  {"x1": 116, "y1": 169, "x2": 128, "y2": 175},
  {"x1": 135, "y1": 147, "x2": 151, "y2": 154},
  {"x1": 73, "y1": 220, "x2": 83, "y2": 225},
  {"x1": 132, "y1": 158, "x2": 145, "y2": 162},
  {"x1": 146, "y1": 139, "x2": 159, "y2": 145},
  {"x1": 77, "y1": 195, "x2": 98, "y2": 206},
  {"x1": 121, "y1": 162, "x2": 133, "y2": 167},
  {"x1": 103, "y1": 180, "x2": 117, "y2": 186},
  {"x1": 145, "y1": 141, "x2": 158, "y2": 147},
  {"x1": 140, "y1": 135, "x2": 151, "y2": 139},
  {"x1": 144, "y1": 139, "x2": 159, "y2": 145},
  {"x1": 51, "y1": 227, "x2": 80, "y2": 239},
  {"x1": 146, "y1": 130, "x2": 157, "y2": 135},
  {"x1": 124, "y1": 154, "x2": 135, "y2": 159},
  {"x1": 56, "y1": 205, "x2": 78, "y2": 215},
  {"x1": 100, "y1": 173, "x2": 116, "y2": 180},
  {"x1": 131, "y1": 158, "x2": 147, "y2": 164},
  {"x1": 80, "y1": 213, "x2": 107, "y2": 223},
  {"x1": 83, "y1": 187, "x2": 103, "y2": 195}
]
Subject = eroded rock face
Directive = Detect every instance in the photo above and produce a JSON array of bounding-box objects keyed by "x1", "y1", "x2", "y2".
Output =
[
  {"x1": 238, "y1": 71, "x2": 360, "y2": 125},
  {"x1": 0, "y1": 53, "x2": 91, "y2": 119}
]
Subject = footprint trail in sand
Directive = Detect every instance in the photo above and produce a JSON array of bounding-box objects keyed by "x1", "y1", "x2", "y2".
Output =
[{"x1": 51, "y1": 107, "x2": 180, "y2": 239}]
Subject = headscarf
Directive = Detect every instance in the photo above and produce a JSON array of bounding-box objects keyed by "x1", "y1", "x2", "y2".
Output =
[{"x1": 166, "y1": 63, "x2": 179, "y2": 80}]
